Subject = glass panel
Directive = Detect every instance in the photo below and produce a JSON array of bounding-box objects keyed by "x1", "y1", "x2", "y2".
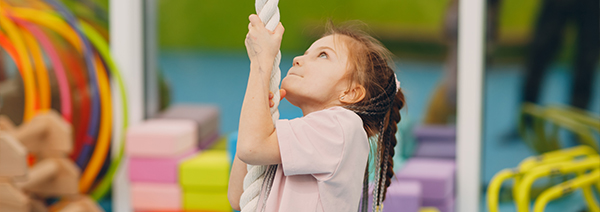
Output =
[{"x1": 481, "y1": 0, "x2": 599, "y2": 211}]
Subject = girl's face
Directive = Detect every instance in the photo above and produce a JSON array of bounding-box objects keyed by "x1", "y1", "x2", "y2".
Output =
[{"x1": 282, "y1": 34, "x2": 352, "y2": 114}]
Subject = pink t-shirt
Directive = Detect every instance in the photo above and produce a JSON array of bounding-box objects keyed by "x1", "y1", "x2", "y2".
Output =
[{"x1": 259, "y1": 106, "x2": 369, "y2": 211}]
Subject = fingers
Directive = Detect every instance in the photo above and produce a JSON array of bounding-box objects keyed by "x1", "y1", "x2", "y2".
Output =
[
  {"x1": 269, "y1": 90, "x2": 286, "y2": 108},
  {"x1": 269, "y1": 92, "x2": 274, "y2": 107},
  {"x1": 248, "y1": 14, "x2": 263, "y2": 30},
  {"x1": 273, "y1": 22, "x2": 285, "y2": 36},
  {"x1": 279, "y1": 89, "x2": 286, "y2": 101}
]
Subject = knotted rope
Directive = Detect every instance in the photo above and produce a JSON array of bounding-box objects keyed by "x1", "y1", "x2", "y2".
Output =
[{"x1": 239, "y1": 0, "x2": 281, "y2": 211}]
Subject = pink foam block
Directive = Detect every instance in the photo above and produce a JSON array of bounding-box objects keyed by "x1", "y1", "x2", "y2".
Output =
[
  {"x1": 131, "y1": 182, "x2": 182, "y2": 211},
  {"x1": 156, "y1": 105, "x2": 220, "y2": 148},
  {"x1": 129, "y1": 148, "x2": 197, "y2": 183},
  {"x1": 395, "y1": 158, "x2": 456, "y2": 200},
  {"x1": 126, "y1": 119, "x2": 197, "y2": 157}
]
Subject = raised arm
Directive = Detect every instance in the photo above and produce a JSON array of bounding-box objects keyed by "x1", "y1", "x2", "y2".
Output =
[
  {"x1": 237, "y1": 14, "x2": 284, "y2": 165},
  {"x1": 228, "y1": 14, "x2": 284, "y2": 209}
]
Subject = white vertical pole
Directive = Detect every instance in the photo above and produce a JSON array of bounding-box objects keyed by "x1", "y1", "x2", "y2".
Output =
[
  {"x1": 457, "y1": 0, "x2": 485, "y2": 211},
  {"x1": 144, "y1": 0, "x2": 160, "y2": 118},
  {"x1": 110, "y1": 0, "x2": 145, "y2": 211}
]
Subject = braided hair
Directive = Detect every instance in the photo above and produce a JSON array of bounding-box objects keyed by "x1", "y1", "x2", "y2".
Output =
[{"x1": 324, "y1": 23, "x2": 406, "y2": 212}]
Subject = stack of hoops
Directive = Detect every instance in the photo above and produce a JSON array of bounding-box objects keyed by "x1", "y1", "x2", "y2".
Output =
[{"x1": 0, "y1": 0, "x2": 127, "y2": 201}]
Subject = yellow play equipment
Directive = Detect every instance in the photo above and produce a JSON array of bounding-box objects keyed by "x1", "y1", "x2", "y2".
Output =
[
  {"x1": 489, "y1": 103, "x2": 600, "y2": 212},
  {"x1": 487, "y1": 145, "x2": 600, "y2": 212}
]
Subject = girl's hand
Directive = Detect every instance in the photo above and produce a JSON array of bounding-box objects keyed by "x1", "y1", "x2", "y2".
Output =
[
  {"x1": 269, "y1": 89, "x2": 286, "y2": 107},
  {"x1": 245, "y1": 14, "x2": 284, "y2": 70}
]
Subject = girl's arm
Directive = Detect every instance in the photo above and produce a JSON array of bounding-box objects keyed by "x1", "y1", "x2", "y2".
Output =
[
  {"x1": 237, "y1": 14, "x2": 284, "y2": 165},
  {"x1": 228, "y1": 90, "x2": 285, "y2": 210},
  {"x1": 228, "y1": 155, "x2": 247, "y2": 211},
  {"x1": 228, "y1": 14, "x2": 284, "y2": 209}
]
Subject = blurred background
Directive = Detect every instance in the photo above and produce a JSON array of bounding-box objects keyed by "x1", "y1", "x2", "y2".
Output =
[
  {"x1": 156, "y1": 0, "x2": 599, "y2": 211},
  {"x1": 1, "y1": 0, "x2": 598, "y2": 211}
]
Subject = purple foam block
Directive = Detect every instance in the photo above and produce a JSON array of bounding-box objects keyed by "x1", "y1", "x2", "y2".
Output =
[
  {"x1": 413, "y1": 125, "x2": 456, "y2": 141},
  {"x1": 129, "y1": 148, "x2": 197, "y2": 183},
  {"x1": 197, "y1": 133, "x2": 219, "y2": 151},
  {"x1": 395, "y1": 158, "x2": 456, "y2": 200},
  {"x1": 423, "y1": 196, "x2": 455, "y2": 212},
  {"x1": 365, "y1": 180, "x2": 422, "y2": 212},
  {"x1": 156, "y1": 104, "x2": 220, "y2": 148},
  {"x1": 413, "y1": 139, "x2": 456, "y2": 159}
]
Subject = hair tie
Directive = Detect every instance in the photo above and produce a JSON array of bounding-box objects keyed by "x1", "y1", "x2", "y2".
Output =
[{"x1": 394, "y1": 73, "x2": 401, "y2": 90}]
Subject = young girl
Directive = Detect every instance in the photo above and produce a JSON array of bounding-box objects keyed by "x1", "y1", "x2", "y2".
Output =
[{"x1": 228, "y1": 14, "x2": 406, "y2": 212}]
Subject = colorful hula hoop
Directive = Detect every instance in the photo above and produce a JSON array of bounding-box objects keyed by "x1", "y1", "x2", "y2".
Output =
[
  {"x1": 9, "y1": 6, "x2": 92, "y2": 160},
  {"x1": 80, "y1": 20, "x2": 129, "y2": 199},
  {"x1": 13, "y1": 17, "x2": 73, "y2": 122},
  {"x1": 44, "y1": 0, "x2": 102, "y2": 171},
  {"x1": 0, "y1": 5, "x2": 38, "y2": 121},
  {"x1": 0, "y1": 31, "x2": 24, "y2": 77},
  {"x1": 78, "y1": 51, "x2": 113, "y2": 194},
  {"x1": 61, "y1": 47, "x2": 92, "y2": 161},
  {"x1": 20, "y1": 25, "x2": 51, "y2": 112},
  {"x1": 3, "y1": 1, "x2": 130, "y2": 200}
]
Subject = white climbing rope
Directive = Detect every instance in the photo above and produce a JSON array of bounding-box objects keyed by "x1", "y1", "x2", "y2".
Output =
[{"x1": 239, "y1": 0, "x2": 281, "y2": 212}]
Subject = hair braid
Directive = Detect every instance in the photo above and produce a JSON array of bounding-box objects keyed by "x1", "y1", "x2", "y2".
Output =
[
  {"x1": 380, "y1": 90, "x2": 404, "y2": 202},
  {"x1": 324, "y1": 22, "x2": 406, "y2": 211}
]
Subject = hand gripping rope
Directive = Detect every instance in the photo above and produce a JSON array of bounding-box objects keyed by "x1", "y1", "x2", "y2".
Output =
[{"x1": 239, "y1": 0, "x2": 282, "y2": 211}]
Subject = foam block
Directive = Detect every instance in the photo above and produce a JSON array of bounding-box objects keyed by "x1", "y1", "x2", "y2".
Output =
[
  {"x1": 209, "y1": 135, "x2": 227, "y2": 151},
  {"x1": 413, "y1": 125, "x2": 456, "y2": 141},
  {"x1": 131, "y1": 183, "x2": 182, "y2": 211},
  {"x1": 366, "y1": 180, "x2": 422, "y2": 212},
  {"x1": 413, "y1": 139, "x2": 456, "y2": 159},
  {"x1": 183, "y1": 190, "x2": 230, "y2": 211},
  {"x1": 156, "y1": 105, "x2": 220, "y2": 148},
  {"x1": 395, "y1": 158, "x2": 456, "y2": 200},
  {"x1": 423, "y1": 197, "x2": 455, "y2": 212},
  {"x1": 129, "y1": 148, "x2": 197, "y2": 183},
  {"x1": 179, "y1": 150, "x2": 230, "y2": 191},
  {"x1": 126, "y1": 119, "x2": 197, "y2": 157}
]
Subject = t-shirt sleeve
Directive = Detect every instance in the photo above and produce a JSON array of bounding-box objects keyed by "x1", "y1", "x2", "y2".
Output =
[{"x1": 276, "y1": 109, "x2": 358, "y2": 179}]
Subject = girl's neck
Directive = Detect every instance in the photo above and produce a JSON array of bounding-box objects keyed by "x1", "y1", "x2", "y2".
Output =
[{"x1": 298, "y1": 101, "x2": 342, "y2": 116}]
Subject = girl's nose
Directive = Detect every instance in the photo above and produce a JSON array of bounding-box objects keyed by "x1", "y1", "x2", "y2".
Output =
[{"x1": 293, "y1": 56, "x2": 302, "y2": 67}]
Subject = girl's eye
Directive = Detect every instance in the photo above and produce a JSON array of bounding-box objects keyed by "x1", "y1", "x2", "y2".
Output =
[{"x1": 318, "y1": 52, "x2": 328, "y2": 59}]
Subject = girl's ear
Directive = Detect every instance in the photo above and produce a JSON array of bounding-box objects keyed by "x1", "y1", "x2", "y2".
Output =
[{"x1": 340, "y1": 84, "x2": 366, "y2": 104}]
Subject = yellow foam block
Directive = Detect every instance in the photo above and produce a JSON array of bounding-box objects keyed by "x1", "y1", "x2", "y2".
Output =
[
  {"x1": 209, "y1": 136, "x2": 227, "y2": 151},
  {"x1": 179, "y1": 150, "x2": 230, "y2": 191},
  {"x1": 183, "y1": 190, "x2": 231, "y2": 211}
]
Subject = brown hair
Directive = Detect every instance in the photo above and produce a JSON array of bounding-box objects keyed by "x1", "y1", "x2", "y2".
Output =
[{"x1": 324, "y1": 22, "x2": 406, "y2": 211}]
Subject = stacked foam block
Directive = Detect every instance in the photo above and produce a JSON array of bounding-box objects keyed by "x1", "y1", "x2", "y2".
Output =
[
  {"x1": 412, "y1": 126, "x2": 456, "y2": 159},
  {"x1": 373, "y1": 125, "x2": 456, "y2": 212},
  {"x1": 180, "y1": 150, "x2": 231, "y2": 211},
  {"x1": 127, "y1": 105, "x2": 223, "y2": 211},
  {"x1": 366, "y1": 180, "x2": 422, "y2": 212},
  {"x1": 396, "y1": 158, "x2": 455, "y2": 212},
  {"x1": 399, "y1": 125, "x2": 456, "y2": 212}
]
